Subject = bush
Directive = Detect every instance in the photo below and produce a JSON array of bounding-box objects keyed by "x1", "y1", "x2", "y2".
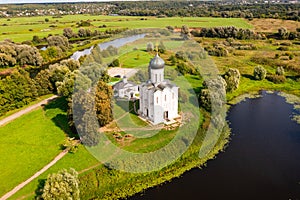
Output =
[
  {"x1": 224, "y1": 68, "x2": 240, "y2": 92},
  {"x1": 267, "y1": 74, "x2": 286, "y2": 83},
  {"x1": 277, "y1": 46, "x2": 289, "y2": 51},
  {"x1": 253, "y1": 66, "x2": 267, "y2": 80},
  {"x1": 275, "y1": 66, "x2": 285, "y2": 75}
]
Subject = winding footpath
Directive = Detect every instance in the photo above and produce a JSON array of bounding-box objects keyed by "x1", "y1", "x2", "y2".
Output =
[
  {"x1": 0, "y1": 95, "x2": 69, "y2": 200},
  {"x1": 0, "y1": 95, "x2": 58, "y2": 127}
]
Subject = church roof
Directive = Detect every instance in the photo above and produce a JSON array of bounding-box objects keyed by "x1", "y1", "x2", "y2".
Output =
[
  {"x1": 113, "y1": 79, "x2": 136, "y2": 91},
  {"x1": 141, "y1": 81, "x2": 177, "y2": 92},
  {"x1": 149, "y1": 54, "x2": 165, "y2": 69}
]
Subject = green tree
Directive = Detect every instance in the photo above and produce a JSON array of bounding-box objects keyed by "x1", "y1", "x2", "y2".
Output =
[
  {"x1": 276, "y1": 66, "x2": 285, "y2": 75},
  {"x1": 181, "y1": 25, "x2": 191, "y2": 40},
  {"x1": 15, "y1": 44, "x2": 43, "y2": 66},
  {"x1": 63, "y1": 28, "x2": 74, "y2": 39},
  {"x1": 200, "y1": 76, "x2": 227, "y2": 112},
  {"x1": 95, "y1": 80, "x2": 113, "y2": 127},
  {"x1": 158, "y1": 41, "x2": 166, "y2": 54},
  {"x1": 224, "y1": 68, "x2": 240, "y2": 92},
  {"x1": 253, "y1": 66, "x2": 267, "y2": 80},
  {"x1": 147, "y1": 42, "x2": 154, "y2": 52},
  {"x1": 60, "y1": 58, "x2": 80, "y2": 71},
  {"x1": 47, "y1": 35, "x2": 69, "y2": 52},
  {"x1": 42, "y1": 168, "x2": 80, "y2": 200},
  {"x1": 34, "y1": 69, "x2": 53, "y2": 96}
]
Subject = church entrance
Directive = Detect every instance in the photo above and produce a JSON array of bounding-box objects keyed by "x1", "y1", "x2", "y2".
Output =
[{"x1": 164, "y1": 111, "x2": 168, "y2": 120}]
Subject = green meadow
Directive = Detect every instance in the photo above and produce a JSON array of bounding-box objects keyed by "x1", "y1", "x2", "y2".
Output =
[{"x1": 0, "y1": 15, "x2": 252, "y2": 42}]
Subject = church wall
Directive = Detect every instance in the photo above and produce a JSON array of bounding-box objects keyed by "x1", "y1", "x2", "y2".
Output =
[{"x1": 150, "y1": 68, "x2": 164, "y2": 84}]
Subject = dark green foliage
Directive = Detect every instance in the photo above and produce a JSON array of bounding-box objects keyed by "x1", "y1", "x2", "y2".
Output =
[
  {"x1": 16, "y1": 44, "x2": 43, "y2": 66},
  {"x1": 77, "y1": 20, "x2": 92, "y2": 27},
  {"x1": 48, "y1": 63, "x2": 71, "y2": 89},
  {"x1": 109, "y1": 58, "x2": 120, "y2": 67},
  {"x1": 176, "y1": 62, "x2": 197, "y2": 75},
  {"x1": 0, "y1": 41, "x2": 43, "y2": 68},
  {"x1": 253, "y1": 66, "x2": 267, "y2": 80},
  {"x1": 277, "y1": 46, "x2": 289, "y2": 51},
  {"x1": 72, "y1": 90, "x2": 100, "y2": 146},
  {"x1": 80, "y1": 62, "x2": 110, "y2": 85},
  {"x1": 95, "y1": 80, "x2": 113, "y2": 127},
  {"x1": 41, "y1": 168, "x2": 80, "y2": 200},
  {"x1": 34, "y1": 69, "x2": 53, "y2": 96},
  {"x1": 205, "y1": 45, "x2": 229, "y2": 57},
  {"x1": 191, "y1": 26, "x2": 265, "y2": 40},
  {"x1": 41, "y1": 46, "x2": 64, "y2": 62},
  {"x1": 158, "y1": 41, "x2": 166, "y2": 54},
  {"x1": 47, "y1": 35, "x2": 69, "y2": 52},
  {"x1": 267, "y1": 74, "x2": 286, "y2": 84},
  {"x1": 147, "y1": 42, "x2": 154, "y2": 52},
  {"x1": 130, "y1": 69, "x2": 148, "y2": 83},
  {"x1": 0, "y1": 69, "x2": 38, "y2": 116},
  {"x1": 63, "y1": 27, "x2": 75, "y2": 39},
  {"x1": 275, "y1": 66, "x2": 285, "y2": 76},
  {"x1": 181, "y1": 25, "x2": 191, "y2": 40},
  {"x1": 60, "y1": 58, "x2": 80, "y2": 71},
  {"x1": 224, "y1": 68, "x2": 240, "y2": 92},
  {"x1": 199, "y1": 76, "x2": 227, "y2": 112},
  {"x1": 175, "y1": 51, "x2": 187, "y2": 61}
]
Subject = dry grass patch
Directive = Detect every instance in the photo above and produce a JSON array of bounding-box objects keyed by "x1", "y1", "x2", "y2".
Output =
[{"x1": 249, "y1": 18, "x2": 300, "y2": 32}]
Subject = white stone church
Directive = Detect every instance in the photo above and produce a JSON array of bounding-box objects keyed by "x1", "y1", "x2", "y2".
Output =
[{"x1": 139, "y1": 54, "x2": 179, "y2": 125}]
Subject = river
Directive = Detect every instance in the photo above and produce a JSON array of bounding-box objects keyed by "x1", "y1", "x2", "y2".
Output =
[
  {"x1": 130, "y1": 91, "x2": 300, "y2": 200},
  {"x1": 70, "y1": 34, "x2": 146, "y2": 60}
]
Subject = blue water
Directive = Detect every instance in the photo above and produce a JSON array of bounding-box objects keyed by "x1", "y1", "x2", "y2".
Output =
[
  {"x1": 70, "y1": 34, "x2": 146, "y2": 60},
  {"x1": 130, "y1": 91, "x2": 300, "y2": 200}
]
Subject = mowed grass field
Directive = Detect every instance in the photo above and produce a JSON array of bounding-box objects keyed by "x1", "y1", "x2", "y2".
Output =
[
  {"x1": 0, "y1": 97, "x2": 98, "y2": 199},
  {"x1": 0, "y1": 15, "x2": 252, "y2": 42},
  {"x1": 0, "y1": 98, "x2": 66, "y2": 196}
]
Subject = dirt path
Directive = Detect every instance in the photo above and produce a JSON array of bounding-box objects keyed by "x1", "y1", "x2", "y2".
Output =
[
  {"x1": 0, "y1": 95, "x2": 58, "y2": 127},
  {"x1": 0, "y1": 149, "x2": 68, "y2": 200}
]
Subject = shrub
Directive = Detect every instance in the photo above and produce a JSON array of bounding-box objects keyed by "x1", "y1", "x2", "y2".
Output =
[
  {"x1": 277, "y1": 46, "x2": 289, "y2": 51},
  {"x1": 267, "y1": 74, "x2": 286, "y2": 83},
  {"x1": 253, "y1": 66, "x2": 267, "y2": 80},
  {"x1": 275, "y1": 66, "x2": 285, "y2": 75},
  {"x1": 224, "y1": 68, "x2": 240, "y2": 92}
]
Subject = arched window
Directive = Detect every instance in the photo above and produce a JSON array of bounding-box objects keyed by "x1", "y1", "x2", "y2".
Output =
[
  {"x1": 156, "y1": 97, "x2": 159, "y2": 104},
  {"x1": 165, "y1": 95, "x2": 167, "y2": 101},
  {"x1": 155, "y1": 74, "x2": 157, "y2": 82}
]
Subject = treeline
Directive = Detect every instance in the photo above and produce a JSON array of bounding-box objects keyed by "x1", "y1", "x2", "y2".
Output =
[
  {"x1": 0, "y1": 59, "x2": 79, "y2": 116},
  {"x1": 191, "y1": 26, "x2": 300, "y2": 41},
  {"x1": 0, "y1": 41, "x2": 43, "y2": 68},
  {"x1": 191, "y1": 26, "x2": 266, "y2": 40},
  {"x1": 1, "y1": 2, "x2": 299, "y2": 21}
]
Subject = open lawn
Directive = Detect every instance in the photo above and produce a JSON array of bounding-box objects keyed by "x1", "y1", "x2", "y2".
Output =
[
  {"x1": 0, "y1": 98, "x2": 68, "y2": 196},
  {"x1": 0, "y1": 15, "x2": 252, "y2": 42}
]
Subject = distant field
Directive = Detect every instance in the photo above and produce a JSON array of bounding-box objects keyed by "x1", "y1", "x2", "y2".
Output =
[
  {"x1": 0, "y1": 15, "x2": 252, "y2": 42},
  {"x1": 249, "y1": 18, "x2": 300, "y2": 32}
]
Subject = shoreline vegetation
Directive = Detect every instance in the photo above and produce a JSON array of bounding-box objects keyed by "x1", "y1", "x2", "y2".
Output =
[{"x1": 0, "y1": 3, "x2": 299, "y2": 199}]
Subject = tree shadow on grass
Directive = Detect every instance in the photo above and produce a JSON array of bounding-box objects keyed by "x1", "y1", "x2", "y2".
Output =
[
  {"x1": 34, "y1": 178, "x2": 46, "y2": 199},
  {"x1": 242, "y1": 74, "x2": 255, "y2": 80},
  {"x1": 43, "y1": 97, "x2": 78, "y2": 139},
  {"x1": 43, "y1": 97, "x2": 68, "y2": 112}
]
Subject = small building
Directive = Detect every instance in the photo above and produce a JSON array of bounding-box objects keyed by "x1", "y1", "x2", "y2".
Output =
[
  {"x1": 113, "y1": 76, "x2": 139, "y2": 100},
  {"x1": 139, "y1": 54, "x2": 179, "y2": 125}
]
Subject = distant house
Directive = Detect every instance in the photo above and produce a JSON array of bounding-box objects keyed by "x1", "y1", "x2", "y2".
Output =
[{"x1": 113, "y1": 76, "x2": 139, "y2": 100}]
